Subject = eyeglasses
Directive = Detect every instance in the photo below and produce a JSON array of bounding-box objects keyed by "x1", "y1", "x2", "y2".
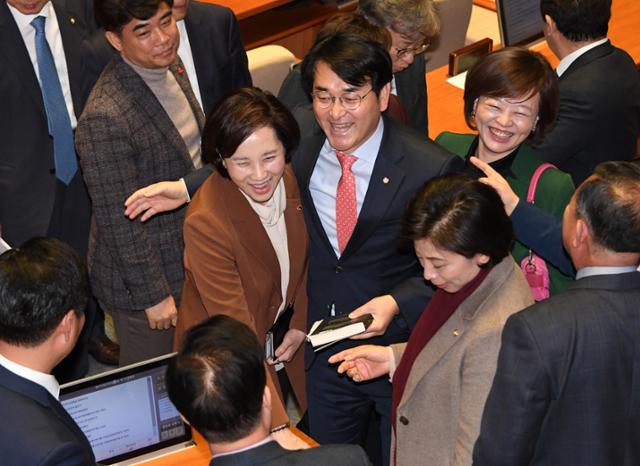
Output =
[
  {"x1": 311, "y1": 88, "x2": 374, "y2": 110},
  {"x1": 394, "y1": 41, "x2": 431, "y2": 59}
]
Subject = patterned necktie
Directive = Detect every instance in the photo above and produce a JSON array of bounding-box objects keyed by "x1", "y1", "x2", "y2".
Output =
[
  {"x1": 32, "y1": 16, "x2": 77, "y2": 185},
  {"x1": 336, "y1": 151, "x2": 358, "y2": 253}
]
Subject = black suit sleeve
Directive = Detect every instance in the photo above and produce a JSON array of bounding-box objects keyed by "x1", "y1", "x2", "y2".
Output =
[
  {"x1": 510, "y1": 201, "x2": 575, "y2": 276},
  {"x1": 39, "y1": 442, "x2": 94, "y2": 466},
  {"x1": 472, "y1": 313, "x2": 550, "y2": 466},
  {"x1": 183, "y1": 165, "x2": 214, "y2": 197},
  {"x1": 532, "y1": 86, "x2": 589, "y2": 166}
]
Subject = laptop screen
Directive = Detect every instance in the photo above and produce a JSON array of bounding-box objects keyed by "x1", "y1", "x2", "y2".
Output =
[
  {"x1": 497, "y1": 0, "x2": 545, "y2": 47},
  {"x1": 60, "y1": 354, "x2": 192, "y2": 465}
]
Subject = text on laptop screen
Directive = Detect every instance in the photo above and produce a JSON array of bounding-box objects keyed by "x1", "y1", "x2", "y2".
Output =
[{"x1": 60, "y1": 359, "x2": 188, "y2": 463}]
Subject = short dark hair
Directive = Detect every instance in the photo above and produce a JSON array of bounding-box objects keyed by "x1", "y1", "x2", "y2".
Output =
[
  {"x1": 300, "y1": 33, "x2": 393, "y2": 98},
  {"x1": 463, "y1": 47, "x2": 559, "y2": 142},
  {"x1": 541, "y1": 0, "x2": 610, "y2": 42},
  {"x1": 575, "y1": 161, "x2": 640, "y2": 252},
  {"x1": 315, "y1": 13, "x2": 391, "y2": 50},
  {"x1": 95, "y1": 0, "x2": 174, "y2": 32},
  {"x1": 0, "y1": 237, "x2": 88, "y2": 347},
  {"x1": 166, "y1": 315, "x2": 266, "y2": 444},
  {"x1": 402, "y1": 174, "x2": 514, "y2": 267},
  {"x1": 201, "y1": 87, "x2": 300, "y2": 179}
]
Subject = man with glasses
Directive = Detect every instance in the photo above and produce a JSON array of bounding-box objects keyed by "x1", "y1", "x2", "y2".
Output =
[{"x1": 294, "y1": 33, "x2": 462, "y2": 465}]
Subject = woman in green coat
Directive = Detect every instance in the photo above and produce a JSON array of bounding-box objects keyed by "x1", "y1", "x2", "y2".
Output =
[{"x1": 436, "y1": 47, "x2": 575, "y2": 297}]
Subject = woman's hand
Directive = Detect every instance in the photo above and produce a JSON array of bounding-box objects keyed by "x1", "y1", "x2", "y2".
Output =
[
  {"x1": 328, "y1": 345, "x2": 392, "y2": 382},
  {"x1": 470, "y1": 156, "x2": 520, "y2": 215},
  {"x1": 269, "y1": 329, "x2": 306, "y2": 364}
]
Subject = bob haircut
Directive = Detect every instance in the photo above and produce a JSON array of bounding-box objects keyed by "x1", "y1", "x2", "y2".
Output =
[
  {"x1": 95, "y1": 0, "x2": 173, "y2": 32},
  {"x1": 300, "y1": 33, "x2": 393, "y2": 98},
  {"x1": 402, "y1": 174, "x2": 514, "y2": 267},
  {"x1": 201, "y1": 87, "x2": 300, "y2": 179},
  {"x1": 463, "y1": 47, "x2": 559, "y2": 142}
]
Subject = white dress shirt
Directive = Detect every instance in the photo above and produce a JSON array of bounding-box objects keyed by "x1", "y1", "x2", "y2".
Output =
[
  {"x1": 556, "y1": 38, "x2": 609, "y2": 77},
  {"x1": 309, "y1": 117, "x2": 385, "y2": 258},
  {"x1": 176, "y1": 19, "x2": 204, "y2": 111},
  {"x1": 8, "y1": 0, "x2": 77, "y2": 128},
  {"x1": 0, "y1": 353, "x2": 60, "y2": 399}
]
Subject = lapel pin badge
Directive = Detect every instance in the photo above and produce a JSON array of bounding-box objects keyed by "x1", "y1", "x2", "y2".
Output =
[
  {"x1": 383, "y1": 177, "x2": 390, "y2": 184},
  {"x1": 176, "y1": 65, "x2": 185, "y2": 75},
  {"x1": 70, "y1": 17, "x2": 76, "y2": 25},
  {"x1": 296, "y1": 204, "x2": 303, "y2": 211}
]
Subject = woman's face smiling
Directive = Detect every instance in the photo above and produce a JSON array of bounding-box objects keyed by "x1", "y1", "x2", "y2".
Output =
[
  {"x1": 474, "y1": 93, "x2": 540, "y2": 163},
  {"x1": 223, "y1": 126, "x2": 286, "y2": 204}
]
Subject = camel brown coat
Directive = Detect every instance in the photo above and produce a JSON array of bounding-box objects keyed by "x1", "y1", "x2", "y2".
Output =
[{"x1": 175, "y1": 166, "x2": 308, "y2": 428}]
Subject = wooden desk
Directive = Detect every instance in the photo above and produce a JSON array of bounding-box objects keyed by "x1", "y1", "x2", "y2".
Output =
[
  {"x1": 140, "y1": 426, "x2": 317, "y2": 465},
  {"x1": 204, "y1": 0, "x2": 356, "y2": 56},
  {"x1": 427, "y1": 0, "x2": 640, "y2": 138}
]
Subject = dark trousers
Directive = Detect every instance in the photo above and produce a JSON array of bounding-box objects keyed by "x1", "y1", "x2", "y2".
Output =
[
  {"x1": 48, "y1": 174, "x2": 93, "y2": 383},
  {"x1": 307, "y1": 351, "x2": 392, "y2": 466}
]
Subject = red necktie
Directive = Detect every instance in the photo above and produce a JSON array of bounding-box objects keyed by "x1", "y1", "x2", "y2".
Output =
[{"x1": 336, "y1": 151, "x2": 358, "y2": 253}]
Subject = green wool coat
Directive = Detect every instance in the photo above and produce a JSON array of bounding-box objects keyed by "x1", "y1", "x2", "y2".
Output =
[{"x1": 435, "y1": 132, "x2": 575, "y2": 296}]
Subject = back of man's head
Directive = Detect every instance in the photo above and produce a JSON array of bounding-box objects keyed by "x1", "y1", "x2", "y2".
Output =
[
  {"x1": 300, "y1": 32, "x2": 393, "y2": 97},
  {"x1": 541, "y1": 0, "x2": 611, "y2": 42},
  {"x1": 166, "y1": 315, "x2": 266, "y2": 444},
  {"x1": 576, "y1": 161, "x2": 640, "y2": 252},
  {"x1": 0, "y1": 237, "x2": 88, "y2": 347}
]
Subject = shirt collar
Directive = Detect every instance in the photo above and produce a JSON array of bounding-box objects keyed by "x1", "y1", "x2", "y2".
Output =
[
  {"x1": 8, "y1": 1, "x2": 52, "y2": 34},
  {"x1": 576, "y1": 265, "x2": 638, "y2": 280},
  {"x1": 556, "y1": 38, "x2": 609, "y2": 77},
  {"x1": 463, "y1": 135, "x2": 519, "y2": 179},
  {"x1": 0, "y1": 352, "x2": 60, "y2": 399},
  {"x1": 321, "y1": 116, "x2": 385, "y2": 165},
  {"x1": 212, "y1": 437, "x2": 275, "y2": 458}
]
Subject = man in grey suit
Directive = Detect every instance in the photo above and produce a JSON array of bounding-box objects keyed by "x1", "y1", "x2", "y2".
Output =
[
  {"x1": 533, "y1": 0, "x2": 640, "y2": 185},
  {"x1": 76, "y1": 0, "x2": 207, "y2": 366},
  {"x1": 473, "y1": 161, "x2": 640, "y2": 466},
  {"x1": 167, "y1": 314, "x2": 371, "y2": 466}
]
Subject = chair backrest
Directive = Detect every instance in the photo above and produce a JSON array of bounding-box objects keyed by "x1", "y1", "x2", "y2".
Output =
[
  {"x1": 246, "y1": 45, "x2": 296, "y2": 95},
  {"x1": 425, "y1": 0, "x2": 473, "y2": 71}
]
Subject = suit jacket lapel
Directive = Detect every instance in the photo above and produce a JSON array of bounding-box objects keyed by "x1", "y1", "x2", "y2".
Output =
[
  {"x1": 295, "y1": 123, "x2": 336, "y2": 256},
  {"x1": 53, "y1": 0, "x2": 87, "y2": 118},
  {"x1": 0, "y1": 1, "x2": 47, "y2": 120},
  {"x1": 398, "y1": 259, "x2": 512, "y2": 408},
  {"x1": 183, "y1": 12, "x2": 211, "y2": 112},
  {"x1": 341, "y1": 117, "x2": 405, "y2": 259},
  {"x1": 171, "y1": 56, "x2": 205, "y2": 129},
  {"x1": 283, "y1": 167, "x2": 307, "y2": 304},
  {"x1": 115, "y1": 57, "x2": 194, "y2": 169},
  {"x1": 222, "y1": 174, "x2": 281, "y2": 294}
]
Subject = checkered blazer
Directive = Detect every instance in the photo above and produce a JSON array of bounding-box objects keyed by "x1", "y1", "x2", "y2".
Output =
[{"x1": 76, "y1": 55, "x2": 205, "y2": 311}]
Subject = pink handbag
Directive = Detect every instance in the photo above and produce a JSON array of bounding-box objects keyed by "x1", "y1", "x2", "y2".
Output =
[{"x1": 520, "y1": 163, "x2": 556, "y2": 301}]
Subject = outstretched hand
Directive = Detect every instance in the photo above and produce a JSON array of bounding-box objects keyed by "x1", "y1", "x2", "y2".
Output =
[
  {"x1": 125, "y1": 181, "x2": 188, "y2": 222},
  {"x1": 328, "y1": 345, "x2": 392, "y2": 382},
  {"x1": 470, "y1": 156, "x2": 520, "y2": 215}
]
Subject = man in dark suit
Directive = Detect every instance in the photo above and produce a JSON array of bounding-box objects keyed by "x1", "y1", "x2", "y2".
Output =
[
  {"x1": 0, "y1": 237, "x2": 95, "y2": 466},
  {"x1": 533, "y1": 0, "x2": 640, "y2": 185},
  {"x1": 76, "y1": 0, "x2": 208, "y2": 366},
  {"x1": 0, "y1": 0, "x2": 99, "y2": 380},
  {"x1": 473, "y1": 161, "x2": 640, "y2": 466},
  {"x1": 167, "y1": 314, "x2": 371, "y2": 466},
  {"x1": 293, "y1": 33, "x2": 463, "y2": 465}
]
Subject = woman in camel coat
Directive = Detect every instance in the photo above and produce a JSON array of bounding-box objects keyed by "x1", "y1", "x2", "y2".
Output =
[{"x1": 174, "y1": 88, "x2": 308, "y2": 447}]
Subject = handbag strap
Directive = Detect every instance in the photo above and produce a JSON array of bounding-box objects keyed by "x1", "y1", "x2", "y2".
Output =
[{"x1": 526, "y1": 163, "x2": 556, "y2": 204}]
